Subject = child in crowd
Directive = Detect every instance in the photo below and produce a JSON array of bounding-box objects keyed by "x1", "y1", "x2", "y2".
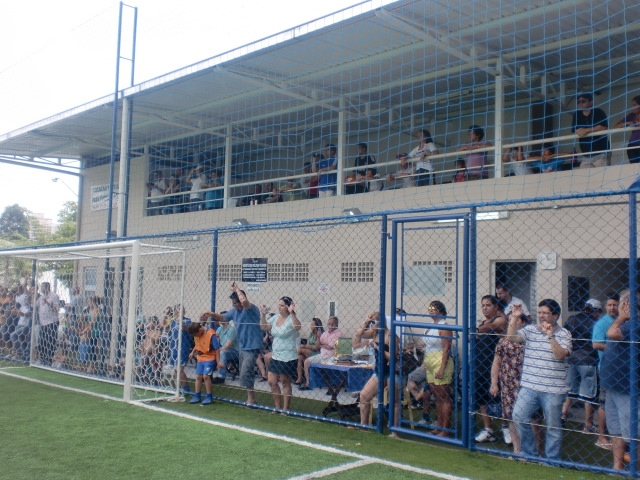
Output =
[
  {"x1": 186, "y1": 322, "x2": 221, "y2": 405},
  {"x1": 452, "y1": 159, "x2": 468, "y2": 183}
]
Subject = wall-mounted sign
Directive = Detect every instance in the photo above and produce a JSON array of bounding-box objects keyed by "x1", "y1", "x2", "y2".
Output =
[
  {"x1": 242, "y1": 257, "x2": 268, "y2": 282},
  {"x1": 90, "y1": 184, "x2": 119, "y2": 211}
]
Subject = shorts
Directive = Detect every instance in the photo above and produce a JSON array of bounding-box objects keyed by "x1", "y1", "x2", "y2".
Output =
[
  {"x1": 195, "y1": 360, "x2": 216, "y2": 376},
  {"x1": 424, "y1": 351, "x2": 454, "y2": 385},
  {"x1": 408, "y1": 366, "x2": 426, "y2": 385},
  {"x1": 567, "y1": 364, "x2": 598, "y2": 403},
  {"x1": 239, "y1": 349, "x2": 260, "y2": 389},
  {"x1": 605, "y1": 390, "x2": 640, "y2": 441},
  {"x1": 268, "y1": 359, "x2": 297, "y2": 377}
]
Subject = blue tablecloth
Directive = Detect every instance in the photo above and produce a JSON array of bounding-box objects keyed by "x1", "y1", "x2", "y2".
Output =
[{"x1": 309, "y1": 362, "x2": 374, "y2": 392}]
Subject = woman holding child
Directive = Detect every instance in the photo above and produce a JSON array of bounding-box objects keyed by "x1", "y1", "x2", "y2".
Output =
[{"x1": 260, "y1": 296, "x2": 301, "y2": 411}]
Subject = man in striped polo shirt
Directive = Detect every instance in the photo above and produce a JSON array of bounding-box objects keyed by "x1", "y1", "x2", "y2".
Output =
[{"x1": 507, "y1": 299, "x2": 572, "y2": 459}]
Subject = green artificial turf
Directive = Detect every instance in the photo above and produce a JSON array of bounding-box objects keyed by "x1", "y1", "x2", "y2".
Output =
[{"x1": 0, "y1": 367, "x2": 613, "y2": 480}]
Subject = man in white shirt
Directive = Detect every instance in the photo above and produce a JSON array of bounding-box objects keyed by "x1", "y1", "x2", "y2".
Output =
[
  {"x1": 36, "y1": 282, "x2": 60, "y2": 366},
  {"x1": 496, "y1": 283, "x2": 530, "y2": 317}
]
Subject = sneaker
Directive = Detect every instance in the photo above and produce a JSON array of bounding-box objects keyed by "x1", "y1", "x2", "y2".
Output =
[
  {"x1": 201, "y1": 396, "x2": 213, "y2": 405},
  {"x1": 582, "y1": 425, "x2": 598, "y2": 433},
  {"x1": 189, "y1": 395, "x2": 202, "y2": 404},
  {"x1": 475, "y1": 428, "x2": 497, "y2": 443},
  {"x1": 502, "y1": 427, "x2": 512, "y2": 445},
  {"x1": 180, "y1": 387, "x2": 192, "y2": 396}
]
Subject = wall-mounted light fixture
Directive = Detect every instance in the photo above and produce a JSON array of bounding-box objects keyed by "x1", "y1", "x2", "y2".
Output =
[
  {"x1": 342, "y1": 208, "x2": 362, "y2": 217},
  {"x1": 231, "y1": 218, "x2": 249, "y2": 226}
]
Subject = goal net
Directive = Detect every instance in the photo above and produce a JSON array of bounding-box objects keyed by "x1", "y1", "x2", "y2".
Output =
[{"x1": 0, "y1": 240, "x2": 187, "y2": 403}]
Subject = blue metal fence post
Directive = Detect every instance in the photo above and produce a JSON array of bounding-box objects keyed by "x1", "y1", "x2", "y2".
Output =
[
  {"x1": 467, "y1": 207, "x2": 477, "y2": 448},
  {"x1": 384, "y1": 216, "x2": 398, "y2": 433},
  {"x1": 629, "y1": 191, "x2": 638, "y2": 477},
  {"x1": 210, "y1": 230, "x2": 219, "y2": 312}
]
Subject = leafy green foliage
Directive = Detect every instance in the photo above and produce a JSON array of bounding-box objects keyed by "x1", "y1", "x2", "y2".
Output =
[
  {"x1": 0, "y1": 204, "x2": 30, "y2": 239},
  {"x1": 0, "y1": 202, "x2": 77, "y2": 288}
]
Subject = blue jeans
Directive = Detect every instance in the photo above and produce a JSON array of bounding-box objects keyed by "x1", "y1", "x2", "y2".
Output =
[
  {"x1": 512, "y1": 386, "x2": 565, "y2": 459},
  {"x1": 218, "y1": 348, "x2": 239, "y2": 378}
]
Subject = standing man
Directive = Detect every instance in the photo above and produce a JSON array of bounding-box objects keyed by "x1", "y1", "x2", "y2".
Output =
[
  {"x1": 592, "y1": 292, "x2": 619, "y2": 449},
  {"x1": 561, "y1": 299, "x2": 602, "y2": 432},
  {"x1": 572, "y1": 93, "x2": 611, "y2": 168},
  {"x1": 201, "y1": 282, "x2": 261, "y2": 405},
  {"x1": 600, "y1": 289, "x2": 640, "y2": 470},
  {"x1": 508, "y1": 299, "x2": 572, "y2": 459},
  {"x1": 495, "y1": 283, "x2": 530, "y2": 317},
  {"x1": 312, "y1": 144, "x2": 338, "y2": 197},
  {"x1": 36, "y1": 282, "x2": 60, "y2": 366},
  {"x1": 345, "y1": 143, "x2": 376, "y2": 195}
]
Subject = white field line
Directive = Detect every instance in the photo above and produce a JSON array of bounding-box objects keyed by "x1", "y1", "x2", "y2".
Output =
[
  {"x1": 0, "y1": 369, "x2": 125, "y2": 402},
  {"x1": 137, "y1": 402, "x2": 470, "y2": 480},
  {"x1": 286, "y1": 459, "x2": 375, "y2": 479},
  {"x1": 0, "y1": 369, "x2": 469, "y2": 480}
]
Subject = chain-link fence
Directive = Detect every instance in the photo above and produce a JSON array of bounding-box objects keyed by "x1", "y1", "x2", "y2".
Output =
[{"x1": 1, "y1": 191, "x2": 638, "y2": 475}]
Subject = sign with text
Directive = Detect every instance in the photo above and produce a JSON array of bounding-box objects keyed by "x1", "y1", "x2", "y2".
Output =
[
  {"x1": 242, "y1": 257, "x2": 268, "y2": 282},
  {"x1": 246, "y1": 283, "x2": 261, "y2": 293},
  {"x1": 90, "y1": 184, "x2": 119, "y2": 211},
  {"x1": 317, "y1": 283, "x2": 330, "y2": 294}
]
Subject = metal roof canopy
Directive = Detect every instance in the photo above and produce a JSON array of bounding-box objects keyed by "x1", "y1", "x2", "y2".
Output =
[{"x1": 0, "y1": 0, "x2": 636, "y2": 166}]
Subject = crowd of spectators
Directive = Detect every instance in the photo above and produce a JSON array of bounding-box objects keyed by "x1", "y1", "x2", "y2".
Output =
[
  {"x1": 144, "y1": 91, "x2": 640, "y2": 215},
  {"x1": 3, "y1": 276, "x2": 638, "y2": 470}
]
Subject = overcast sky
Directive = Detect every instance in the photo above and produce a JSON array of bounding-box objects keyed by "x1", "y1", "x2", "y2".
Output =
[{"x1": 0, "y1": 0, "x2": 373, "y2": 222}]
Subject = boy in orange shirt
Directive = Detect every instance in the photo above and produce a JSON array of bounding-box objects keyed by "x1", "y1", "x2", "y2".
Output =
[{"x1": 186, "y1": 322, "x2": 221, "y2": 405}]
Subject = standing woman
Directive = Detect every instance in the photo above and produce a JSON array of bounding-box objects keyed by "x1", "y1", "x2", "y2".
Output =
[
  {"x1": 474, "y1": 295, "x2": 508, "y2": 443},
  {"x1": 260, "y1": 296, "x2": 301, "y2": 411},
  {"x1": 359, "y1": 314, "x2": 400, "y2": 427},
  {"x1": 615, "y1": 95, "x2": 640, "y2": 164},
  {"x1": 421, "y1": 300, "x2": 454, "y2": 436},
  {"x1": 295, "y1": 317, "x2": 323, "y2": 385},
  {"x1": 490, "y1": 313, "x2": 531, "y2": 454}
]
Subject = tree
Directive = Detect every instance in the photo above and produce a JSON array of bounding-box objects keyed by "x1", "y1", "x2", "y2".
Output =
[
  {"x1": 0, "y1": 204, "x2": 30, "y2": 240},
  {"x1": 52, "y1": 201, "x2": 77, "y2": 244}
]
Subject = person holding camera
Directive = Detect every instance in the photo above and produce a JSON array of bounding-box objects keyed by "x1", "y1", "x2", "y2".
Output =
[
  {"x1": 352, "y1": 312, "x2": 379, "y2": 360},
  {"x1": 259, "y1": 296, "x2": 301, "y2": 411}
]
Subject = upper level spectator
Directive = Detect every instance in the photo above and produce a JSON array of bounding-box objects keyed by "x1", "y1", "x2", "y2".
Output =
[
  {"x1": 345, "y1": 143, "x2": 376, "y2": 195},
  {"x1": 386, "y1": 155, "x2": 416, "y2": 188},
  {"x1": 187, "y1": 165, "x2": 207, "y2": 211},
  {"x1": 502, "y1": 146, "x2": 530, "y2": 176},
  {"x1": 401, "y1": 129, "x2": 439, "y2": 186},
  {"x1": 614, "y1": 94, "x2": 640, "y2": 164},
  {"x1": 313, "y1": 144, "x2": 338, "y2": 197},
  {"x1": 572, "y1": 93, "x2": 611, "y2": 168},
  {"x1": 457, "y1": 125, "x2": 492, "y2": 180}
]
